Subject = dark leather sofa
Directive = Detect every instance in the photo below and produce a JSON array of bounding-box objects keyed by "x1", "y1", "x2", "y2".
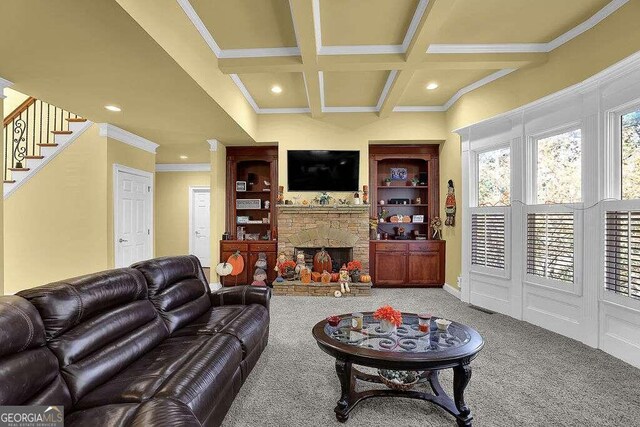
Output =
[{"x1": 0, "y1": 255, "x2": 270, "y2": 426}]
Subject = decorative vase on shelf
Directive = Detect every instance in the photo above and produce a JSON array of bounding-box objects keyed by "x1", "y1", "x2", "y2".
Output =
[{"x1": 379, "y1": 319, "x2": 397, "y2": 334}]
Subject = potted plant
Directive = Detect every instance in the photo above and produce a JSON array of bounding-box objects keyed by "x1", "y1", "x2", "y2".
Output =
[
  {"x1": 411, "y1": 177, "x2": 420, "y2": 186},
  {"x1": 374, "y1": 305, "x2": 403, "y2": 333},
  {"x1": 347, "y1": 260, "x2": 363, "y2": 283},
  {"x1": 314, "y1": 192, "x2": 333, "y2": 205},
  {"x1": 384, "y1": 177, "x2": 392, "y2": 187}
]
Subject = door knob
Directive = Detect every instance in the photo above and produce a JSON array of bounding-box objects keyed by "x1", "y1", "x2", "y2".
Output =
[{"x1": 119, "y1": 238, "x2": 128, "y2": 243}]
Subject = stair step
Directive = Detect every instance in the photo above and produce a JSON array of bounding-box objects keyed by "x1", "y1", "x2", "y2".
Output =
[
  {"x1": 9, "y1": 168, "x2": 30, "y2": 172},
  {"x1": 26, "y1": 155, "x2": 45, "y2": 159},
  {"x1": 65, "y1": 118, "x2": 86, "y2": 122},
  {"x1": 38, "y1": 143, "x2": 58, "y2": 147},
  {"x1": 51, "y1": 130, "x2": 73, "y2": 135},
  {"x1": 4, "y1": 180, "x2": 16, "y2": 184}
]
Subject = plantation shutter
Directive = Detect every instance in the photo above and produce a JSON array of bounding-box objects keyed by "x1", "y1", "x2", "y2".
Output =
[
  {"x1": 604, "y1": 211, "x2": 640, "y2": 300},
  {"x1": 471, "y1": 213, "x2": 506, "y2": 269},
  {"x1": 527, "y1": 212, "x2": 574, "y2": 283}
]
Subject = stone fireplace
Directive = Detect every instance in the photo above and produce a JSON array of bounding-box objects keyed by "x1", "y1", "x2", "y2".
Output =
[
  {"x1": 276, "y1": 205, "x2": 370, "y2": 272},
  {"x1": 274, "y1": 205, "x2": 371, "y2": 296}
]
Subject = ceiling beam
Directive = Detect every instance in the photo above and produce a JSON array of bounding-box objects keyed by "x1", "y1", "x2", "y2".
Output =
[
  {"x1": 378, "y1": 0, "x2": 457, "y2": 117},
  {"x1": 218, "y1": 56, "x2": 304, "y2": 74},
  {"x1": 289, "y1": 0, "x2": 322, "y2": 117}
]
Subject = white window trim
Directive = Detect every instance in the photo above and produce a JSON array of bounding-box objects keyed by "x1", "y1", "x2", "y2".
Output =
[
  {"x1": 472, "y1": 142, "x2": 512, "y2": 208},
  {"x1": 604, "y1": 98, "x2": 640, "y2": 200},
  {"x1": 469, "y1": 206, "x2": 512, "y2": 280},
  {"x1": 526, "y1": 122, "x2": 583, "y2": 205},
  {"x1": 522, "y1": 203, "x2": 584, "y2": 296}
]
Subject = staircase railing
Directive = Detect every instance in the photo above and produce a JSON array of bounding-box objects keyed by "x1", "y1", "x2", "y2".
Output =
[{"x1": 3, "y1": 97, "x2": 81, "y2": 181}]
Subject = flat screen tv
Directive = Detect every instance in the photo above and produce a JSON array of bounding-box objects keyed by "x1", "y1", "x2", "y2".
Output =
[{"x1": 287, "y1": 150, "x2": 359, "y2": 191}]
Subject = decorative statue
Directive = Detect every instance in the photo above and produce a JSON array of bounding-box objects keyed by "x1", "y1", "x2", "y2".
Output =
[
  {"x1": 277, "y1": 186, "x2": 284, "y2": 204},
  {"x1": 431, "y1": 217, "x2": 443, "y2": 240},
  {"x1": 255, "y1": 252, "x2": 268, "y2": 270},
  {"x1": 313, "y1": 247, "x2": 332, "y2": 273},
  {"x1": 251, "y1": 268, "x2": 267, "y2": 287},
  {"x1": 339, "y1": 264, "x2": 351, "y2": 294},
  {"x1": 294, "y1": 250, "x2": 306, "y2": 279},
  {"x1": 445, "y1": 180, "x2": 456, "y2": 226},
  {"x1": 362, "y1": 185, "x2": 369, "y2": 204},
  {"x1": 299, "y1": 266, "x2": 312, "y2": 284},
  {"x1": 274, "y1": 252, "x2": 287, "y2": 279}
]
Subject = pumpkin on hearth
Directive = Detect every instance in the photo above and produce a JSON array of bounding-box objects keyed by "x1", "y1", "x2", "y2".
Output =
[
  {"x1": 313, "y1": 247, "x2": 332, "y2": 274},
  {"x1": 311, "y1": 272, "x2": 322, "y2": 282},
  {"x1": 300, "y1": 267, "x2": 312, "y2": 284},
  {"x1": 360, "y1": 274, "x2": 371, "y2": 283},
  {"x1": 321, "y1": 271, "x2": 331, "y2": 284},
  {"x1": 227, "y1": 251, "x2": 245, "y2": 276},
  {"x1": 215, "y1": 262, "x2": 233, "y2": 277},
  {"x1": 330, "y1": 273, "x2": 340, "y2": 282}
]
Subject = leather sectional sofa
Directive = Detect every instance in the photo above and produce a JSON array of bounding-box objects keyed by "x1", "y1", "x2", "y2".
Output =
[{"x1": 0, "y1": 255, "x2": 270, "y2": 426}]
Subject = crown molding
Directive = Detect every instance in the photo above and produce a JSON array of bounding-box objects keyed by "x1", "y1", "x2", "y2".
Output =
[
  {"x1": 428, "y1": 0, "x2": 628, "y2": 55},
  {"x1": 401, "y1": 0, "x2": 430, "y2": 51},
  {"x1": 318, "y1": 45, "x2": 404, "y2": 56},
  {"x1": 208, "y1": 139, "x2": 219, "y2": 151},
  {"x1": 0, "y1": 77, "x2": 13, "y2": 99},
  {"x1": 312, "y1": 0, "x2": 322, "y2": 53},
  {"x1": 376, "y1": 70, "x2": 398, "y2": 110},
  {"x1": 393, "y1": 106, "x2": 446, "y2": 112},
  {"x1": 453, "y1": 49, "x2": 640, "y2": 134},
  {"x1": 229, "y1": 74, "x2": 311, "y2": 114},
  {"x1": 156, "y1": 163, "x2": 211, "y2": 172},
  {"x1": 177, "y1": 0, "x2": 222, "y2": 57},
  {"x1": 219, "y1": 47, "x2": 300, "y2": 59},
  {"x1": 98, "y1": 124, "x2": 159, "y2": 154},
  {"x1": 322, "y1": 106, "x2": 378, "y2": 113}
]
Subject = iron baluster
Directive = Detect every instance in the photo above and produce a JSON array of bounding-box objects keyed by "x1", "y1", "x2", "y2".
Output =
[{"x1": 12, "y1": 118, "x2": 27, "y2": 169}]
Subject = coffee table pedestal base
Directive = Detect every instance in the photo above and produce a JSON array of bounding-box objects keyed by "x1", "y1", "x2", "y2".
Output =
[{"x1": 334, "y1": 359, "x2": 473, "y2": 426}]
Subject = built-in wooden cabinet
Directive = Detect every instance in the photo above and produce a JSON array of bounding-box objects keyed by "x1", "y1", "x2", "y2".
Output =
[
  {"x1": 370, "y1": 240, "x2": 446, "y2": 287},
  {"x1": 220, "y1": 241, "x2": 277, "y2": 286},
  {"x1": 369, "y1": 145, "x2": 445, "y2": 287}
]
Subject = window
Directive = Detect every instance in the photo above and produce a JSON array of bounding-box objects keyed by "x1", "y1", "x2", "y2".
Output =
[
  {"x1": 527, "y1": 212, "x2": 574, "y2": 283},
  {"x1": 471, "y1": 213, "x2": 506, "y2": 270},
  {"x1": 477, "y1": 147, "x2": 510, "y2": 206},
  {"x1": 604, "y1": 210, "x2": 640, "y2": 300},
  {"x1": 535, "y1": 129, "x2": 581, "y2": 204},
  {"x1": 622, "y1": 110, "x2": 640, "y2": 200}
]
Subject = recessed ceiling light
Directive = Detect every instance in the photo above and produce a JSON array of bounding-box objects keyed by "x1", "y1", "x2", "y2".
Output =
[
  {"x1": 180, "y1": 155, "x2": 188, "y2": 160},
  {"x1": 105, "y1": 105, "x2": 121, "y2": 112},
  {"x1": 426, "y1": 82, "x2": 439, "y2": 90},
  {"x1": 271, "y1": 85, "x2": 282, "y2": 94}
]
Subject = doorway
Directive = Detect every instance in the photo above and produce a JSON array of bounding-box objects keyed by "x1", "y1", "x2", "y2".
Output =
[
  {"x1": 114, "y1": 165, "x2": 153, "y2": 268},
  {"x1": 190, "y1": 186, "x2": 211, "y2": 267}
]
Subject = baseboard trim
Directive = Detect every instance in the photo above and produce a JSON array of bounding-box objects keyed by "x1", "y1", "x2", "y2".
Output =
[{"x1": 443, "y1": 283, "x2": 461, "y2": 299}]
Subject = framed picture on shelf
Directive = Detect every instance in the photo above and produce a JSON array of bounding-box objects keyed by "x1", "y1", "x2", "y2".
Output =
[
  {"x1": 236, "y1": 181, "x2": 247, "y2": 192},
  {"x1": 236, "y1": 199, "x2": 262, "y2": 210},
  {"x1": 413, "y1": 214, "x2": 425, "y2": 223},
  {"x1": 237, "y1": 216, "x2": 249, "y2": 224},
  {"x1": 390, "y1": 167, "x2": 408, "y2": 181}
]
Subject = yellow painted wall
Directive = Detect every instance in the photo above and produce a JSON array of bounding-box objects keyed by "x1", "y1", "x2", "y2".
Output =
[
  {"x1": 210, "y1": 144, "x2": 226, "y2": 283},
  {"x1": 156, "y1": 171, "x2": 210, "y2": 257},
  {"x1": 3, "y1": 88, "x2": 28, "y2": 119},
  {"x1": 106, "y1": 138, "x2": 156, "y2": 267},
  {"x1": 3, "y1": 125, "x2": 108, "y2": 294},
  {"x1": 440, "y1": 0, "x2": 640, "y2": 289},
  {"x1": 1, "y1": 92, "x2": 4, "y2": 293}
]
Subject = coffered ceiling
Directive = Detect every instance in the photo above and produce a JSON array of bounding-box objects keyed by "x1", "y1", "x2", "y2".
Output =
[{"x1": 178, "y1": 0, "x2": 627, "y2": 117}]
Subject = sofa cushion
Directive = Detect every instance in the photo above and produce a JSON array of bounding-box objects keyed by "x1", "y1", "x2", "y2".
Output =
[
  {"x1": 132, "y1": 255, "x2": 211, "y2": 333},
  {"x1": 173, "y1": 304, "x2": 269, "y2": 357},
  {"x1": 18, "y1": 269, "x2": 169, "y2": 404},
  {"x1": 66, "y1": 399, "x2": 200, "y2": 427},
  {"x1": 76, "y1": 335, "x2": 212, "y2": 409},
  {"x1": 155, "y1": 333, "x2": 243, "y2": 425},
  {"x1": 0, "y1": 295, "x2": 73, "y2": 410}
]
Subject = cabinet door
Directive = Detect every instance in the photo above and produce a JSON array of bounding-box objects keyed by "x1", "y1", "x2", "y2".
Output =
[
  {"x1": 408, "y1": 252, "x2": 441, "y2": 285},
  {"x1": 374, "y1": 252, "x2": 407, "y2": 285},
  {"x1": 221, "y1": 250, "x2": 249, "y2": 286}
]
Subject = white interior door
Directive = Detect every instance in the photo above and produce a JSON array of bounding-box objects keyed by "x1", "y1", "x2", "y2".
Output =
[
  {"x1": 115, "y1": 166, "x2": 153, "y2": 268},
  {"x1": 190, "y1": 187, "x2": 211, "y2": 267}
]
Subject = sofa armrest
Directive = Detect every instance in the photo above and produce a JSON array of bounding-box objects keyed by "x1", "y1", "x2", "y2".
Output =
[{"x1": 210, "y1": 286, "x2": 271, "y2": 311}]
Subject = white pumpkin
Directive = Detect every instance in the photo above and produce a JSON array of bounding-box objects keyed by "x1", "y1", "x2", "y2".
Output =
[
  {"x1": 215, "y1": 262, "x2": 233, "y2": 277},
  {"x1": 334, "y1": 290, "x2": 342, "y2": 298}
]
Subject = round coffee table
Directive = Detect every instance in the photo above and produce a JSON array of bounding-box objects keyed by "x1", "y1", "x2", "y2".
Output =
[{"x1": 312, "y1": 312, "x2": 484, "y2": 426}]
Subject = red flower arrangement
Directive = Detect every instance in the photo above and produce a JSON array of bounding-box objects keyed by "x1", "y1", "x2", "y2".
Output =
[
  {"x1": 373, "y1": 305, "x2": 403, "y2": 327},
  {"x1": 280, "y1": 260, "x2": 296, "y2": 273},
  {"x1": 346, "y1": 260, "x2": 363, "y2": 272}
]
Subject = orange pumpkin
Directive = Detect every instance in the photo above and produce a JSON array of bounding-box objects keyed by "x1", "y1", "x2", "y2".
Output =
[
  {"x1": 359, "y1": 274, "x2": 371, "y2": 283},
  {"x1": 311, "y1": 272, "x2": 322, "y2": 282},
  {"x1": 330, "y1": 273, "x2": 340, "y2": 282},
  {"x1": 227, "y1": 251, "x2": 245, "y2": 276},
  {"x1": 321, "y1": 271, "x2": 332, "y2": 284},
  {"x1": 300, "y1": 268, "x2": 312, "y2": 284}
]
